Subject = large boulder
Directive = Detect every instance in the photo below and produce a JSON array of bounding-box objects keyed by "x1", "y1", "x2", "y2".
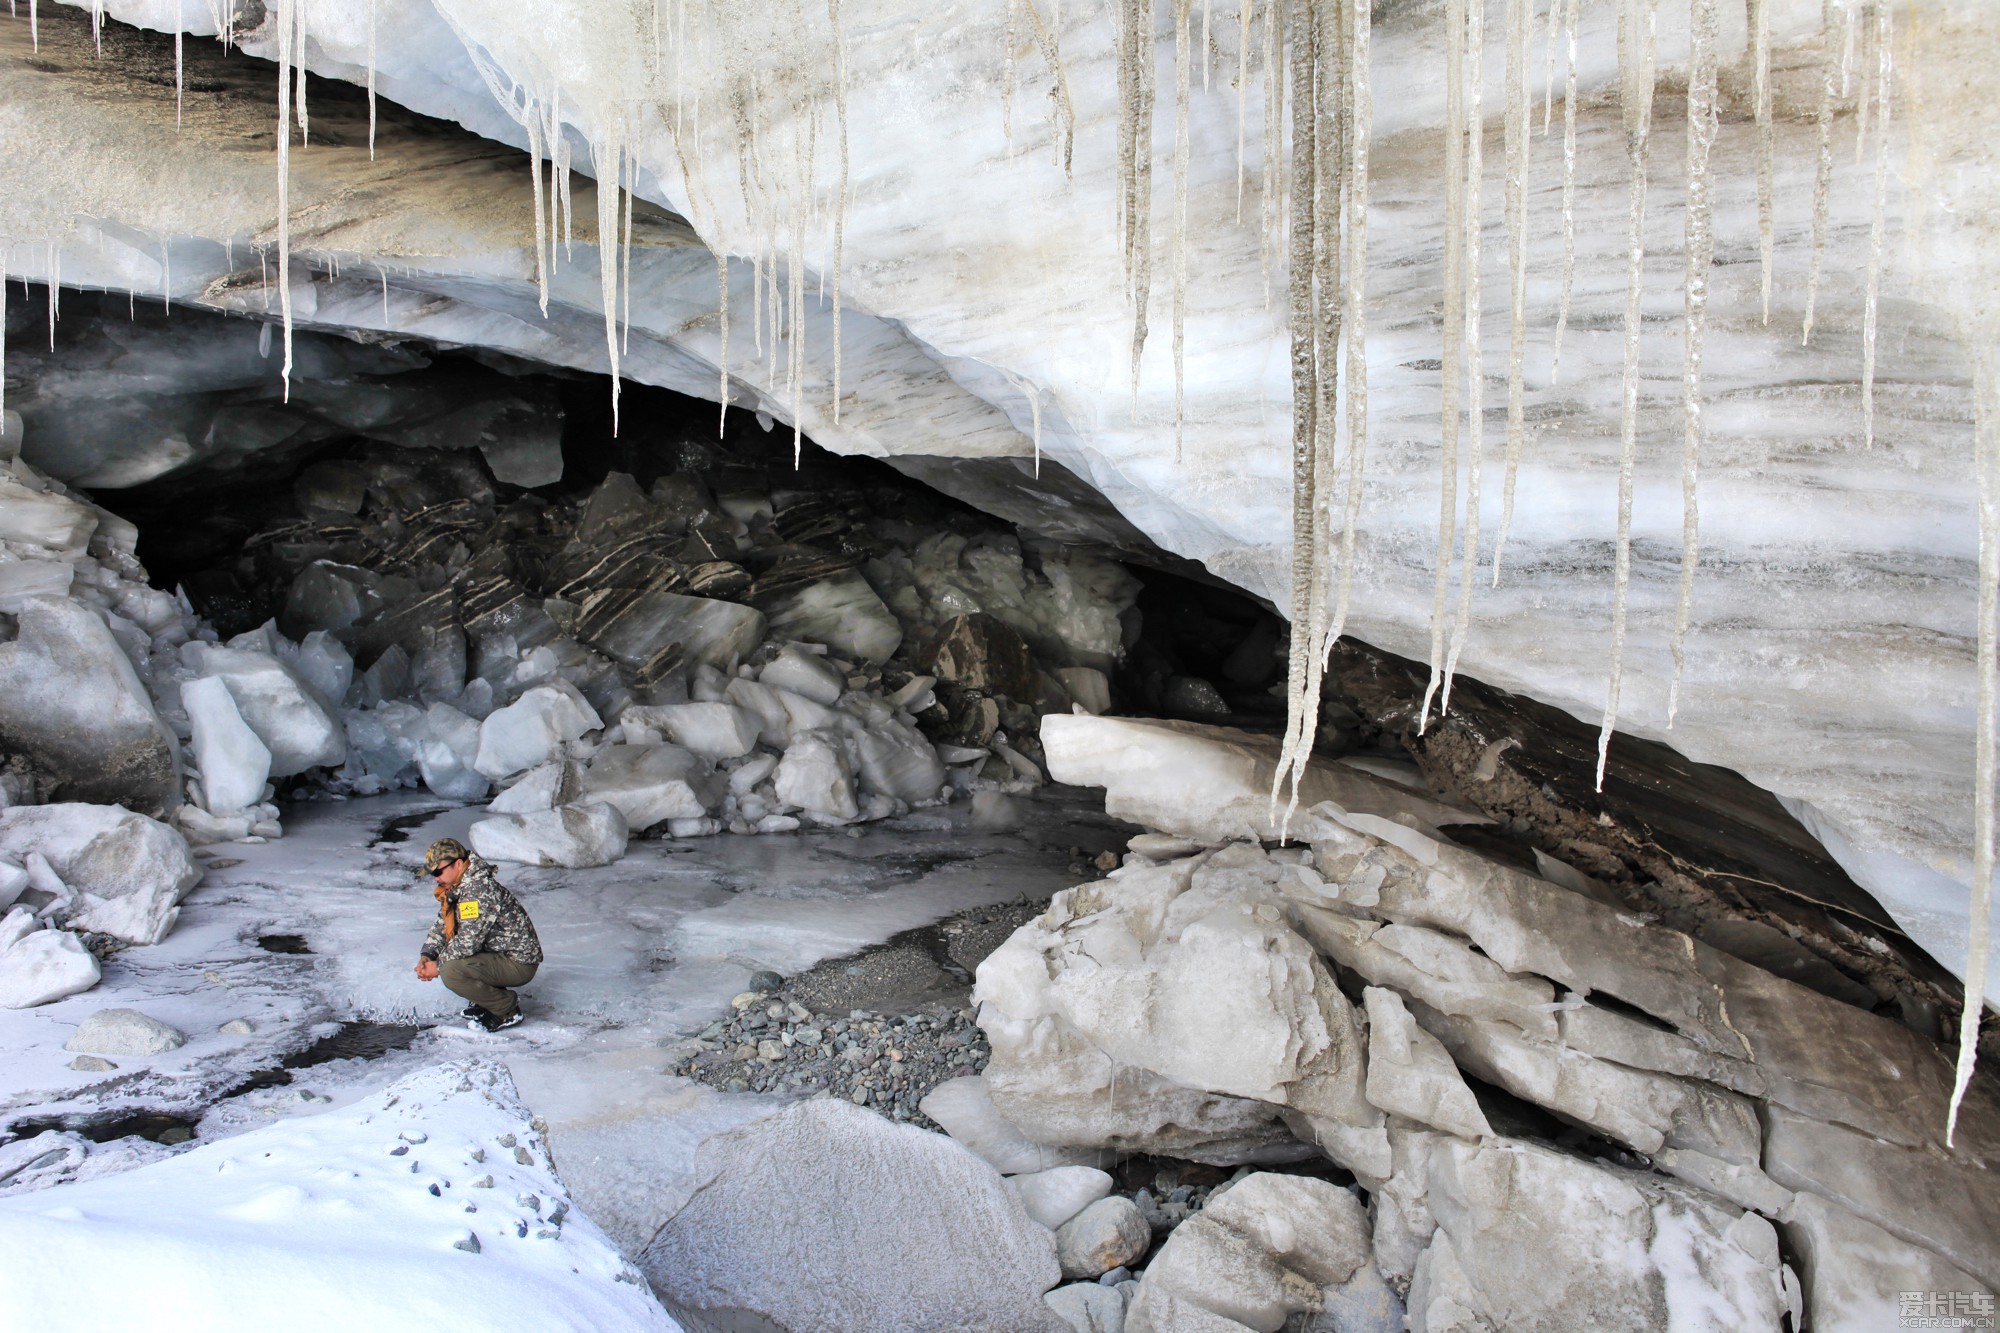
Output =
[
  {"x1": 639, "y1": 1097, "x2": 1069, "y2": 1333},
  {"x1": 579, "y1": 743, "x2": 720, "y2": 830},
  {"x1": 469, "y1": 801, "x2": 628, "y2": 869},
  {"x1": 0, "y1": 803, "x2": 201, "y2": 945},
  {"x1": 0, "y1": 596, "x2": 180, "y2": 814},
  {"x1": 186, "y1": 644, "x2": 345, "y2": 775},
  {"x1": 1407, "y1": 1136, "x2": 1786, "y2": 1332},
  {"x1": 181, "y1": 675, "x2": 272, "y2": 814},
  {"x1": 473, "y1": 681, "x2": 602, "y2": 780},
  {"x1": 974, "y1": 845, "x2": 1371, "y2": 1168},
  {"x1": 0, "y1": 929, "x2": 100, "y2": 1009}
]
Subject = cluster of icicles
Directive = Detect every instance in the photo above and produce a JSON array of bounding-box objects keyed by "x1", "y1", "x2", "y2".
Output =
[{"x1": 0, "y1": 0, "x2": 1988, "y2": 1138}]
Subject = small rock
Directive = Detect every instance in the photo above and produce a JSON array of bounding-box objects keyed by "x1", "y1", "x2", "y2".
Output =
[
  {"x1": 1045, "y1": 1281, "x2": 1127, "y2": 1333},
  {"x1": 1092, "y1": 850, "x2": 1120, "y2": 873},
  {"x1": 64, "y1": 1008, "x2": 186, "y2": 1056},
  {"x1": 513, "y1": 1146, "x2": 534, "y2": 1166},
  {"x1": 469, "y1": 1148, "x2": 486, "y2": 1163},
  {"x1": 470, "y1": 1175, "x2": 494, "y2": 1188},
  {"x1": 1056, "y1": 1197, "x2": 1151, "y2": 1280},
  {"x1": 453, "y1": 1231, "x2": 482, "y2": 1254},
  {"x1": 758, "y1": 1039, "x2": 785, "y2": 1062},
  {"x1": 68, "y1": 1055, "x2": 116, "y2": 1072},
  {"x1": 748, "y1": 970, "x2": 784, "y2": 993},
  {"x1": 219, "y1": 1018, "x2": 255, "y2": 1035},
  {"x1": 400, "y1": 1131, "x2": 429, "y2": 1144},
  {"x1": 517, "y1": 1193, "x2": 542, "y2": 1212}
]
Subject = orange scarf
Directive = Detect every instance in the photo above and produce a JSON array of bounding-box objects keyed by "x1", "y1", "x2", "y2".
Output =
[{"x1": 435, "y1": 882, "x2": 457, "y2": 943}]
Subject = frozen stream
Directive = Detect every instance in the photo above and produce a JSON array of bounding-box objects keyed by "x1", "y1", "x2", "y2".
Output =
[{"x1": 0, "y1": 785, "x2": 1134, "y2": 1251}]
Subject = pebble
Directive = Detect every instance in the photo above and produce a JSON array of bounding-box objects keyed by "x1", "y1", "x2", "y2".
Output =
[
  {"x1": 470, "y1": 1175, "x2": 494, "y2": 1188},
  {"x1": 219, "y1": 1019, "x2": 255, "y2": 1035},
  {"x1": 513, "y1": 1146, "x2": 533, "y2": 1165},
  {"x1": 68, "y1": 1055, "x2": 116, "y2": 1072},
  {"x1": 453, "y1": 1232, "x2": 482, "y2": 1254}
]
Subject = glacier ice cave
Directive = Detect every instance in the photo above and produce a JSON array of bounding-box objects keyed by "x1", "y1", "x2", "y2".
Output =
[{"x1": 0, "y1": 1, "x2": 1997, "y2": 1329}]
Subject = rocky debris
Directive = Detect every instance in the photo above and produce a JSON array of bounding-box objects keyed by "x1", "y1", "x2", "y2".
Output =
[
  {"x1": 0, "y1": 803, "x2": 201, "y2": 945},
  {"x1": 64, "y1": 1007, "x2": 186, "y2": 1055},
  {"x1": 639, "y1": 1098, "x2": 1069, "y2": 1333},
  {"x1": 672, "y1": 997, "x2": 992, "y2": 1126},
  {"x1": 1056, "y1": 1196, "x2": 1151, "y2": 1280},
  {"x1": 0, "y1": 928, "x2": 101, "y2": 1008}
]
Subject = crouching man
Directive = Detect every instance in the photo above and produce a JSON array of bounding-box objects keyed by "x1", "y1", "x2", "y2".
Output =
[{"x1": 414, "y1": 838, "x2": 543, "y2": 1032}]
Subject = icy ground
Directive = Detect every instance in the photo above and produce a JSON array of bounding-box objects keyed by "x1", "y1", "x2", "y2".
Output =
[{"x1": 0, "y1": 786, "x2": 1134, "y2": 1303}]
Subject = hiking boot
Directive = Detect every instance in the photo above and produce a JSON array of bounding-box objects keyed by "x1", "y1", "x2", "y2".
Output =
[
  {"x1": 474, "y1": 1008, "x2": 525, "y2": 1033},
  {"x1": 460, "y1": 1005, "x2": 484, "y2": 1021}
]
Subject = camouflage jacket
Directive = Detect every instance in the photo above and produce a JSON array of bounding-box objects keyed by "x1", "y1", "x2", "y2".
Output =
[{"x1": 421, "y1": 855, "x2": 543, "y2": 966}]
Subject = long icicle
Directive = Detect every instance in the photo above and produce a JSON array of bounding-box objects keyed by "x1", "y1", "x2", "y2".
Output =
[
  {"x1": 1173, "y1": 0, "x2": 1194, "y2": 460},
  {"x1": 367, "y1": 0, "x2": 378, "y2": 158},
  {"x1": 526, "y1": 112, "x2": 550, "y2": 316},
  {"x1": 1803, "y1": 0, "x2": 1836, "y2": 345},
  {"x1": 1671, "y1": 0, "x2": 1720, "y2": 726},
  {"x1": 276, "y1": 0, "x2": 296, "y2": 399},
  {"x1": 1328, "y1": 0, "x2": 1369, "y2": 653},
  {"x1": 1548, "y1": 0, "x2": 1579, "y2": 382},
  {"x1": 717, "y1": 247, "x2": 731, "y2": 437},
  {"x1": 1237, "y1": 0, "x2": 1253, "y2": 221},
  {"x1": 1596, "y1": 0, "x2": 1659, "y2": 791},
  {"x1": 829, "y1": 0, "x2": 849, "y2": 418},
  {"x1": 175, "y1": 0, "x2": 184, "y2": 127},
  {"x1": 1021, "y1": 0, "x2": 1074, "y2": 176},
  {"x1": 1948, "y1": 344, "x2": 2000, "y2": 1147},
  {"x1": 594, "y1": 130, "x2": 624, "y2": 434},
  {"x1": 1492, "y1": 0, "x2": 1534, "y2": 587},
  {"x1": 1272, "y1": 0, "x2": 1322, "y2": 820},
  {"x1": 1750, "y1": 0, "x2": 1773, "y2": 323},
  {"x1": 1419, "y1": 0, "x2": 1469, "y2": 733},
  {"x1": 1860, "y1": 0, "x2": 1892, "y2": 449},
  {"x1": 1440, "y1": 0, "x2": 1487, "y2": 719}
]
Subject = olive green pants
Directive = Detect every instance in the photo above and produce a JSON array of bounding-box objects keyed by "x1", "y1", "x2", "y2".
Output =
[{"x1": 441, "y1": 954, "x2": 538, "y2": 1020}]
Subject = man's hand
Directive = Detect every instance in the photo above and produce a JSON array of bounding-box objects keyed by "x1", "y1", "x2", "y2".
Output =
[{"x1": 415, "y1": 957, "x2": 439, "y2": 982}]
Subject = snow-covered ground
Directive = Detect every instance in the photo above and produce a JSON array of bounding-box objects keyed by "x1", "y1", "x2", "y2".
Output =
[{"x1": 0, "y1": 786, "x2": 1131, "y2": 1324}]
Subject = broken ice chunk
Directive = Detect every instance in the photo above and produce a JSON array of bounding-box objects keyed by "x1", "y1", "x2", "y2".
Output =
[
  {"x1": 417, "y1": 704, "x2": 490, "y2": 802},
  {"x1": 853, "y1": 717, "x2": 948, "y2": 805},
  {"x1": 625, "y1": 702, "x2": 759, "y2": 761},
  {"x1": 757, "y1": 647, "x2": 845, "y2": 706},
  {"x1": 473, "y1": 682, "x2": 603, "y2": 780},
  {"x1": 1055, "y1": 667, "x2": 1111, "y2": 717},
  {"x1": 0, "y1": 929, "x2": 101, "y2": 1008},
  {"x1": 773, "y1": 731, "x2": 859, "y2": 820},
  {"x1": 469, "y1": 801, "x2": 628, "y2": 868},
  {"x1": 486, "y1": 761, "x2": 580, "y2": 816},
  {"x1": 182, "y1": 676, "x2": 273, "y2": 814},
  {"x1": 580, "y1": 744, "x2": 720, "y2": 830},
  {"x1": 187, "y1": 645, "x2": 345, "y2": 775},
  {"x1": 757, "y1": 571, "x2": 904, "y2": 664}
]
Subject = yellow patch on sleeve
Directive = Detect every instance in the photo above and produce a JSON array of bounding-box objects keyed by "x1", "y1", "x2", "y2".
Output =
[{"x1": 457, "y1": 900, "x2": 481, "y2": 921}]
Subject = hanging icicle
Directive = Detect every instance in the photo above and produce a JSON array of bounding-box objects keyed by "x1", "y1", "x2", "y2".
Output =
[
  {"x1": 1671, "y1": 0, "x2": 1720, "y2": 727},
  {"x1": 1116, "y1": 0, "x2": 1157, "y2": 399},
  {"x1": 1803, "y1": 0, "x2": 1837, "y2": 346},
  {"x1": 1549, "y1": 0, "x2": 1579, "y2": 382},
  {"x1": 829, "y1": 0, "x2": 850, "y2": 420},
  {"x1": 1861, "y1": 0, "x2": 1892, "y2": 449},
  {"x1": 1172, "y1": 0, "x2": 1194, "y2": 460},
  {"x1": 1749, "y1": 0, "x2": 1773, "y2": 324},
  {"x1": 367, "y1": 0, "x2": 378, "y2": 159},
  {"x1": 717, "y1": 247, "x2": 731, "y2": 437},
  {"x1": 1595, "y1": 0, "x2": 1659, "y2": 791},
  {"x1": 1439, "y1": 0, "x2": 1486, "y2": 720},
  {"x1": 593, "y1": 129, "x2": 625, "y2": 434},
  {"x1": 1329, "y1": 0, "x2": 1369, "y2": 655},
  {"x1": 1420, "y1": 0, "x2": 1470, "y2": 734},
  {"x1": 175, "y1": 0, "x2": 184, "y2": 128},
  {"x1": 1237, "y1": 0, "x2": 1254, "y2": 221},
  {"x1": 1491, "y1": 0, "x2": 1534, "y2": 588}
]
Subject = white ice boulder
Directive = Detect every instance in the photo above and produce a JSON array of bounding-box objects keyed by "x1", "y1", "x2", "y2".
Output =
[
  {"x1": 0, "y1": 861, "x2": 27, "y2": 911},
  {"x1": 285, "y1": 629, "x2": 355, "y2": 712},
  {"x1": 757, "y1": 646, "x2": 847, "y2": 706},
  {"x1": 639, "y1": 1097, "x2": 1068, "y2": 1333},
  {"x1": 853, "y1": 715, "x2": 948, "y2": 805},
  {"x1": 1039, "y1": 715, "x2": 1479, "y2": 844},
  {"x1": 581, "y1": 744, "x2": 720, "y2": 830},
  {"x1": 624, "y1": 702, "x2": 760, "y2": 760},
  {"x1": 0, "y1": 905, "x2": 35, "y2": 952},
  {"x1": 0, "y1": 930, "x2": 101, "y2": 1009},
  {"x1": 772, "y1": 730, "x2": 859, "y2": 820},
  {"x1": 187, "y1": 644, "x2": 346, "y2": 775},
  {"x1": 0, "y1": 468, "x2": 97, "y2": 556},
  {"x1": 0, "y1": 804, "x2": 201, "y2": 945},
  {"x1": 917, "y1": 1076, "x2": 1108, "y2": 1175},
  {"x1": 469, "y1": 801, "x2": 628, "y2": 869},
  {"x1": 487, "y1": 760, "x2": 581, "y2": 815},
  {"x1": 0, "y1": 596, "x2": 181, "y2": 813},
  {"x1": 1008, "y1": 1165, "x2": 1116, "y2": 1231},
  {"x1": 415, "y1": 703, "x2": 489, "y2": 802},
  {"x1": 182, "y1": 675, "x2": 272, "y2": 814},
  {"x1": 1361, "y1": 986, "x2": 1493, "y2": 1140},
  {"x1": 65, "y1": 1007, "x2": 185, "y2": 1054},
  {"x1": 473, "y1": 681, "x2": 603, "y2": 780}
]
